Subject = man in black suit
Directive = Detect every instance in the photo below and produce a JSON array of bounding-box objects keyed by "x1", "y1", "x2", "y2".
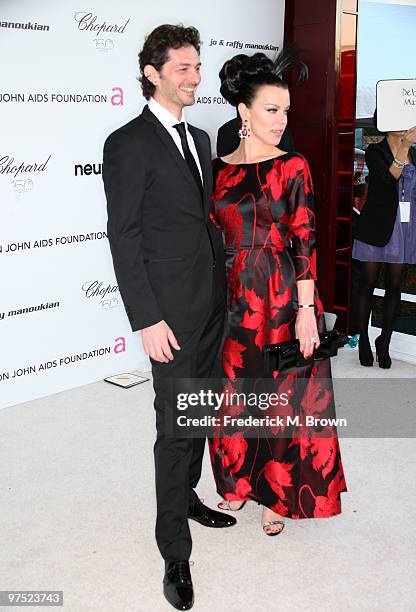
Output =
[
  {"x1": 217, "y1": 114, "x2": 295, "y2": 157},
  {"x1": 103, "y1": 24, "x2": 235, "y2": 611}
]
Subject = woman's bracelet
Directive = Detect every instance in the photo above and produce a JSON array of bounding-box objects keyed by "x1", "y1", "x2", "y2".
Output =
[
  {"x1": 393, "y1": 158, "x2": 407, "y2": 169},
  {"x1": 298, "y1": 304, "x2": 314, "y2": 309}
]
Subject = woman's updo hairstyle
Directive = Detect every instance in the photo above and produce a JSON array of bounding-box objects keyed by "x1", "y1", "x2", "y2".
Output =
[{"x1": 219, "y1": 46, "x2": 308, "y2": 108}]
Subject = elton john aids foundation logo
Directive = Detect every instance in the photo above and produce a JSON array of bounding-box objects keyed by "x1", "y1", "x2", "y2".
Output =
[
  {"x1": 0, "y1": 337, "x2": 126, "y2": 384},
  {"x1": 0, "y1": 88, "x2": 123, "y2": 106},
  {"x1": 114, "y1": 337, "x2": 126, "y2": 354},
  {"x1": 111, "y1": 87, "x2": 123, "y2": 106}
]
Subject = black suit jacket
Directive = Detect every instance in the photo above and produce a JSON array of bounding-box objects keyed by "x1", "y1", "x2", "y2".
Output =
[
  {"x1": 103, "y1": 105, "x2": 225, "y2": 332},
  {"x1": 216, "y1": 116, "x2": 295, "y2": 157},
  {"x1": 355, "y1": 137, "x2": 416, "y2": 246}
]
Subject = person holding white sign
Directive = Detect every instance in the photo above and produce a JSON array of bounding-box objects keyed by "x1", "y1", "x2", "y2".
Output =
[{"x1": 353, "y1": 112, "x2": 416, "y2": 368}]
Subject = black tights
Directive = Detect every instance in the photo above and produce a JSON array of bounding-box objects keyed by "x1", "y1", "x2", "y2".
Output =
[{"x1": 357, "y1": 262, "x2": 404, "y2": 346}]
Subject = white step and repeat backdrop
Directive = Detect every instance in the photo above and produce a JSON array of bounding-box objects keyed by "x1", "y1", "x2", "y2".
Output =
[{"x1": 0, "y1": 0, "x2": 284, "y2": 409}]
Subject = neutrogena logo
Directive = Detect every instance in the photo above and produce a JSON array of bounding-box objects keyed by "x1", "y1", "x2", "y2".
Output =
[
  {"x1": 0, "y1": 20, "x2": 50, "y2": 31},
  {"x1": 74, "y1": 162, "x2": 102, "y2": 177}
]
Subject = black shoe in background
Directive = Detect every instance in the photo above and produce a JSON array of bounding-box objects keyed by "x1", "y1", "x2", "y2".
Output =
[
  {"x1": 358, "y1": 334, "x2": 374, "y2": 367},
  {"x1": 375, "y1": 335, "x2": 392, "y2": 369},
  {"x1": 188, "y1": 497, "x2": 237, "y2": 528}
]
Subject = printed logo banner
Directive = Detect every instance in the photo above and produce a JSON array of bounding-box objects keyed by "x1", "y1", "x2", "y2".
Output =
[{"x1": 0, "y1": 0, "x2": 284, "y2": 409}]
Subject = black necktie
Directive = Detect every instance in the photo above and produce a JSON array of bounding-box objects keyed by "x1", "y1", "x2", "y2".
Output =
[{"x1": 173, "y1": 122, "x2": 203, "y2": 197}]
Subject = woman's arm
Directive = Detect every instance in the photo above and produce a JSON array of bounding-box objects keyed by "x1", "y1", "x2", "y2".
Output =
[
  {"x1": 285, "y1": 155, "x2": 320, "y2": 358},
  {"x1": 389, "y1": 129, "x2": 416, "y2": 179},
  {"x1": 366, "y1": 127, "x2": 416, "y2": 182},
  {"x1": 295, "y1": 280, "x2": 319, "y2": 358}
]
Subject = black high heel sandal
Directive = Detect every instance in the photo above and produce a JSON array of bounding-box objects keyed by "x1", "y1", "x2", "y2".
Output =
[
  {"x1": 375, "y1": 336, "x2": 392, "y2": 369},
  {"x1": 358, "y1": 335, "x2": 374, "y2": 367}
]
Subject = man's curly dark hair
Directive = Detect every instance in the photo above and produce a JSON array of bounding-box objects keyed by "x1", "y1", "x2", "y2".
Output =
[{"x1": 138, "y1": 24, "x2": 201, "y2": 100}]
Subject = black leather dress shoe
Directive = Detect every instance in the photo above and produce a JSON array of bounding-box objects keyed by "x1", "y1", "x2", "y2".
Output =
[
  {"x1": 188, "y1": 497, "x2": 237, "y2": 528},
  {"x1": 163, "y1": 560, "x2": 194, "y2": 610}
]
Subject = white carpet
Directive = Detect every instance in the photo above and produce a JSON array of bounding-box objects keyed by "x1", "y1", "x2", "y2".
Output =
[{"x1": 1, "y1": 346, "x2": 415, "y2": 611}]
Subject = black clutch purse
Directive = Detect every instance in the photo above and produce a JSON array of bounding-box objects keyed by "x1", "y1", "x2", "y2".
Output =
[{"x1": 263, "y1": 330, "x2": 339, "y2": 373}]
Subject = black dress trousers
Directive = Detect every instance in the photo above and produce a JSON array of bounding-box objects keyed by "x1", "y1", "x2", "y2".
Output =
[{"x1": 151, "y1": 267, "x2": 225, "y2": 563}]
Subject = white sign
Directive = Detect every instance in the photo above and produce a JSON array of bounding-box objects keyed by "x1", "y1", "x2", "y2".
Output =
[{"x1": 376, "y1": 79, "x2": 416, "y2": 131}]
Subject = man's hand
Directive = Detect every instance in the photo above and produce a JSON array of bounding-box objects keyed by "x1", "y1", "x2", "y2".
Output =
[{"x1": 141, "y1": 320, "x2": 180, "y2": 363}]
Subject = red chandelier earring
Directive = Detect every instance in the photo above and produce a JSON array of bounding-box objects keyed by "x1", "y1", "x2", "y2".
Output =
[{"x1": 238, "y1": 119, "x2": 251, "y2": 139}]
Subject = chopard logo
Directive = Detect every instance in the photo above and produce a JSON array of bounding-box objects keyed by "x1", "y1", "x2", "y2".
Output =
[
  {"x1": 74, "y1": 12, "x2": 130, "y2": 36},
  {"x1": 82, "y1": 281, "x2": 119, "y2": 300},
  {"x1": 82, "y1": 280, "x2": 119, "y2": 311},
  {"x1": 0, "y1": 155, "x2": 51, "y2": 179}
]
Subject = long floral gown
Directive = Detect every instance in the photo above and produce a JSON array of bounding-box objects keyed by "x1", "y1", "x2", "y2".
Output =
[{"x1": 208, "y1": 153, "x2": 347, "y2": 519}]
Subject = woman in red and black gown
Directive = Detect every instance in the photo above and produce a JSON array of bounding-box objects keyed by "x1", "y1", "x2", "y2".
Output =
[{"x1": 208, "y1": 52, "x2": 347, "y2": 535}]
